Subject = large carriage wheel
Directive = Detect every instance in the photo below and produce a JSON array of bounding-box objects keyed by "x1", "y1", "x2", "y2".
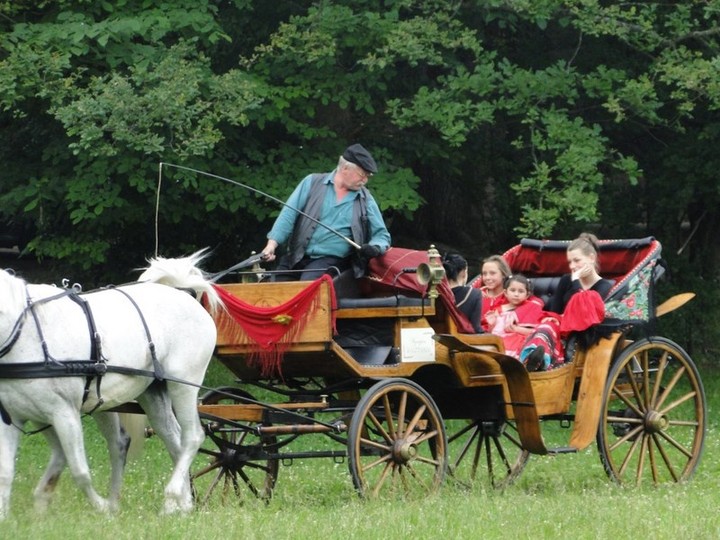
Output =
[
  {"x1": 347, "y1": 378, "x2": 447, "y2": 497},
  {"x1": 192, "y1": 387, "x2": 279, "y2": 505},
  {"x1": 447, "y1": 419, "x2": 529, "y2": 490},
  {"x1": 597, "y1": 337, "x2": 706, "y2": 485}
]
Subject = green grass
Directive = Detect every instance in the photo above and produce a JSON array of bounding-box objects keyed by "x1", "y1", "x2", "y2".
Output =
[{"x1": 3, "y1": 364, "x2": 720, "y2": 539}]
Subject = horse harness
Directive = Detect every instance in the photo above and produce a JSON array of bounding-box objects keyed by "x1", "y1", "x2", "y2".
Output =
[{"x1": 0, "y1": 282, "x2": 167, "y2": 426}]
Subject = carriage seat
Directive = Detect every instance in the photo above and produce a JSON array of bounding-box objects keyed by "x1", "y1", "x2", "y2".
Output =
[
  {"x1": 332, "y1": 268, "x2": 429, "y2": 309},
  {"x1": 530, "y1": 276, "x2": 564, "y2": 311}
]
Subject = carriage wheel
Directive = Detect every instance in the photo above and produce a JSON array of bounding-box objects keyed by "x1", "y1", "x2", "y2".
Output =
[
  {"x1": 347, "y1": 378, "x2": 447, "y2": 497},
  {"x1": 597, "y1": 337, "x2": 706, "y2": 485},
  {"x1": 192, "y1": 387, "x2": 279, "y2": 505},
  {"x1": 447, "y1": 419, "x2": 529, "y2": 490}
]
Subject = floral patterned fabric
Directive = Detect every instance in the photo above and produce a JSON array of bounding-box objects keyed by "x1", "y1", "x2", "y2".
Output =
[{"x1": 605, "y1": 262, "x2": 655, "y2": 322}]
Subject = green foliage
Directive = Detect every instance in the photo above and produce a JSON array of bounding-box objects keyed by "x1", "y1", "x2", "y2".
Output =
[{"x1": 1, "y1": 0, "x2": 720, "y2": 296}]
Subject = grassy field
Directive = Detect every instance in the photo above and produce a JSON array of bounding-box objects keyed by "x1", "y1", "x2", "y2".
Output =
[{"x1": 2, "y1": 361, "x2": 720, "y2": 540}]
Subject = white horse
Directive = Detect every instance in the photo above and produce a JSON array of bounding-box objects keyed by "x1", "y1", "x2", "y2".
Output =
[{"x1": 0, "y1": 251, "x2": 222, "y2": 519}]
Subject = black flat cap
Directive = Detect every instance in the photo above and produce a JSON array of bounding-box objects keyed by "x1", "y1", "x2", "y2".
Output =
[{"x1": 343, "y1": 143, "x2": 378, "y2": 174}]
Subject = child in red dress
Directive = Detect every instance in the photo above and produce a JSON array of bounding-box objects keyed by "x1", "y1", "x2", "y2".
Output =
[
  {"x1": 474, "y1": 255, "x2": 512, "y2": 331},
  {"x1": 486, "y1": 274, "x2": 544, "y2": 358}
]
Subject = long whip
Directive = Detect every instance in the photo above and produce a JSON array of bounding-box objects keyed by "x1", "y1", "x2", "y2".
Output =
[{"x1": 156, "y1": 162, "x2": 362, "y2": 254}]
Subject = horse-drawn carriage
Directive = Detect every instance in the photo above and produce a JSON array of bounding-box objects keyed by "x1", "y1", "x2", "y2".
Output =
[
  {"x1": 0, "y1": 236, "x2": 705, "y2": 517},
  {"x1": 192, "y1": 236, "x2": 705, "y2": 503}
]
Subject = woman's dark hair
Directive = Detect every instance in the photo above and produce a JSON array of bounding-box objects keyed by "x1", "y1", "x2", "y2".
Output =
[
  {"x1": 503, "y1": 273, "x2": 533, "y2": 294},
  {"x1": 442, "y1": 252, "x2": 468, "y2": 281}
]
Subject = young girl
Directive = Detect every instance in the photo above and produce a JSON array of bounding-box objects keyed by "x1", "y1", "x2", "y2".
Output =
[
  {"x1": 473, "y1": 255, "x2": 512, "y2": 331},
  {"x1": 486, "y1": 274, "x2": 544, "y2": 358}
]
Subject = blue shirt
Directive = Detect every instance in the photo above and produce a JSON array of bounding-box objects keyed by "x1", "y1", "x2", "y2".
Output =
[{"x1": 268, "y1": 171, "x2": 391, "y2": 258}]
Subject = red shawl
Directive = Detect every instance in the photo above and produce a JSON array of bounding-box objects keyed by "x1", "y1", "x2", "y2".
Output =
[{"x1": 213, "y1": 275, "x2": 336, "y2": 377}]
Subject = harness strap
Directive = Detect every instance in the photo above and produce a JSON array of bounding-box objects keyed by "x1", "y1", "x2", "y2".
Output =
[
  {"x1": 0, "y1": 400, "x2": 10, "y2": 425},
  {"x1": 67, "y1": 292, "x2": 108, "y2": 407},
  {"x1": 109, "y1": 287, "x2": 165, "y2": 381}
]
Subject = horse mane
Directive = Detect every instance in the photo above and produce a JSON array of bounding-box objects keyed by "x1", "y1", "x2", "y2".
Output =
[{"x1": 137, "y1": 249, "x2": 224, "y2": 315}]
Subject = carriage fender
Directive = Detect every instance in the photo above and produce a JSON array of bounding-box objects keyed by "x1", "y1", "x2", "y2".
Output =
[
  {"x1": 433, "y1": 334, "x2": 548, "y2": 455},
  {"x1": 568, "y1": 332, "x2": 625, "y2": 451}
]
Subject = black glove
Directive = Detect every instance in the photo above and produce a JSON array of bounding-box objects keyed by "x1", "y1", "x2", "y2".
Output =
[{"x1": 359, "y1": 244, "x2": 381, "y2": 258}]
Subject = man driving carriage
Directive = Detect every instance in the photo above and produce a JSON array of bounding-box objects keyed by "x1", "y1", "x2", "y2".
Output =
[{"x1": 260, "y1": 144, "x2": 391, "y2": 281}]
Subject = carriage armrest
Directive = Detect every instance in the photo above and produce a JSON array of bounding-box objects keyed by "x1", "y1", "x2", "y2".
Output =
[{"x1": 336, "y1": 296, "x2": 429, "y2": 309}]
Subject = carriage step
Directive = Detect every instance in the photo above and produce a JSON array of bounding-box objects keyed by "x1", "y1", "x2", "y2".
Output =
[{"x1": 547, "y1": 447, "x2": 578, "y2": 455}]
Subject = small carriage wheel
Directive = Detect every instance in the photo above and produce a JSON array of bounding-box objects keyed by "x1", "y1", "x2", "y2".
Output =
[
  {"x1": 597, "y1": 337, "x2": 706, "y2": 485},
  {"x1": 347, "y1": 378, "x2": 448, "y2": 497},
  {"x1": 192, "y1": 387, "x2": 279, "y2": 505},
  {"x1": 446, "y1": 418, "x2": 529, "y2": 490}
]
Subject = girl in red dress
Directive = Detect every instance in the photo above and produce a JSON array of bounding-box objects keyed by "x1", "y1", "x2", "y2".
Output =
[
  {"x1": 473, "y1": 254, "x2": 512, "y2": 331},
  {"x1": 486, "y1": 274, "x2": 544, "y2": 358}
]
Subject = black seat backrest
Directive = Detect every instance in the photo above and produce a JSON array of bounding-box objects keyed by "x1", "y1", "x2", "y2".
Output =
[{"x1": 529, "y1": 276, "x2": 564, "y2": 311}]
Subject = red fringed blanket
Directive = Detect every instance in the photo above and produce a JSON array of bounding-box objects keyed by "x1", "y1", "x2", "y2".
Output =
[{"x1": 212, "y1": 275, "x2": 336, "y2": 377}]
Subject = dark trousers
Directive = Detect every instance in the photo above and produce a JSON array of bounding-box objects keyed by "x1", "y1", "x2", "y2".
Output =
[{"x1": 273, "y1": 254, "x2": 350, "y2": 282}]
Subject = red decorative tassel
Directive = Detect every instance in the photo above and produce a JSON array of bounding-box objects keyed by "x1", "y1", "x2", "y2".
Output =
[{"x1": 213, "y1": 275, "x2": 337, "y2": 377}]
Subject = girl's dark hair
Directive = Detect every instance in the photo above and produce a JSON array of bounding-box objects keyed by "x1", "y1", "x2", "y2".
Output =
[
  {"x1": 442, "y1": 252, "x2": 468, "y2": 281},
  {"x1": 503, "y1": 273, "x2": 532, "y2": 294}
]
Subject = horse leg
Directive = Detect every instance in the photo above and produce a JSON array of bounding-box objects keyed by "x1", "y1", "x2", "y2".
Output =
[
  {"x1": 162, "y1": 382, "x2": 206, "y2": 515},
  {"x1": 137, "y1": 383, "x2": 203, "y2": 514},
  {"x1": 0, "y1": 420, "x2": 21, "y2": 520},
  {"x1": 51, "y1": 412, "x2": 110, "y2": 513},
  {"x1": 34, "y1": 427, "x2": 67, "y2": 514},
  {"x1": 93, "y1": 412, "x2": 130, "y2": 512}
]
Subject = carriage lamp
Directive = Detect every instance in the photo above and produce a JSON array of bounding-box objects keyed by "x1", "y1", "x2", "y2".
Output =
[{"x1": 417, "y1": 245, "x2": 445, "y2": 299}]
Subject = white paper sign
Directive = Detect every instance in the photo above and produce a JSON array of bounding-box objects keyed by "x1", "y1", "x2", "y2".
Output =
[{"x1": 400, "y1": 327, "x2": 436, "y2": 363}]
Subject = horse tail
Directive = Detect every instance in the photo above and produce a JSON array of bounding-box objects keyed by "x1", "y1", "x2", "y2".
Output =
[{"x1": 137, "y1": 248, "x2": 224, "y2": 315}]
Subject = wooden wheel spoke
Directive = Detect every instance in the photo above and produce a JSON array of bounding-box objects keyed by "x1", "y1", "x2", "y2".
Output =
[
  {"x1": 648, "y1": 433, "x2": 659, "y2": 484},
  {"x1": 370, "y1": 461, "x2": 394, "y2": 497},
  {"x1": 501, "y1": 428, "x2": 522, "y2": 449},
  {"x1": 611, "y1": 386, "x2": 644, "y2": 417},
  {"x1": 396, "y1": 391, "x2": 408, "y2": 437},
  {"x1": 451, "y1": 424, "x2": 479, "y2": 471},
  {"x1": 655, "y1": 365, "x2": 686, "y2": 410},
  {"x1": 651, "y1": 433, "x2": 680, "y2": 481},
  {"x1": 414, "y1": 454, "x2": 442, "y2": 466},
  {"x1": 622, "y1": 362, "x2": 646, "y2": 411},
  {"x1": 404, "y1": 404, "x2": 427, "y2": 435},
  {"x1": 656, "y1": 429, "x2": 694, "y2": 459},
  {"x1": 367, "y1": 410, "x2": 393, "y2": 444},
  {"x1": 667, "y1": 419, "x2": 700, "y2": 427},
  {"x1": 650, "y1": 350, "x2": 669, "y2": 404},
  {"x1": 359, "y1": 436, "x2": 392, "y2": 452},
  {"x1": 609, "y1": 425, "x2": 644, "y2": 451},
  {"x1": 192, "y1": 459, "x2": 222, "y2": 478},
  {"x1": 362, "y1": 453, "x2": 393, "y2": 473},
  {"x1": 658, "y1": 391, "x2": 696, "y2": 417},
  {"x1": 403, "y1": 462, "x2": 431, "y2": 492},
  {"x1": 405, "y1": 429, "x2": 438, "y2": 446},
  {"x1": 382, "y1": 394, "x2": 396, "y2": 439},
  {"x1": 635, "y1": 434, "x2": 649, "y2": 484},
  {"x1": 606, "y1": 415, "x2": 642, "y2": 424},
  {"x1": 199, "y1": 468, "x2": 226, "y2": 505},
  {"x1": 617, "y1": 433, "x2": 642, "y2": 476}
]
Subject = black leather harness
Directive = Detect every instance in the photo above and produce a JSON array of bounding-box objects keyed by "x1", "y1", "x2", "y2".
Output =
[{"x1": 0, "y1": 282, "x2": 165, "y2": 425}]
